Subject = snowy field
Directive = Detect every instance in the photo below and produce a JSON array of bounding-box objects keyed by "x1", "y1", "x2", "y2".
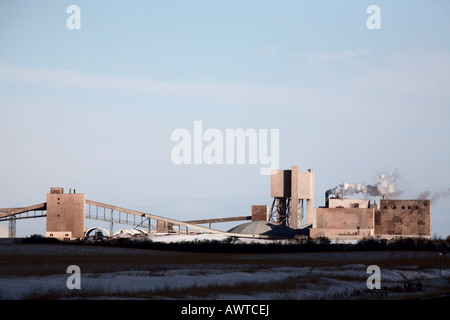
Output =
[{"x1": 0, "y1": 235, "x2": 449, "y2": 300}]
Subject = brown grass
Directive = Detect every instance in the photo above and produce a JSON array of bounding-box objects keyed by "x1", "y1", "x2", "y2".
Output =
[
  {"x1": 0, "y1": 244, "x2": 444, "y2": 277},
  {"x1": 2, "y1": 243, "x2": 448, "y2": 300}
]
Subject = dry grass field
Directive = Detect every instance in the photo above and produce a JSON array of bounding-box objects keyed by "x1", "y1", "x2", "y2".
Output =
[{"x1": 0, "y1": 238, "x2": 449, "y2": 300}]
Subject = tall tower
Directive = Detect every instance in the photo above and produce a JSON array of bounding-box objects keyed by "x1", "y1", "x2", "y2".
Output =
[
  {"x1": 46, "y1": 187, "x2": 85, "y2": 240},
  {"x1": 269, "y1": 166, "x2": 314, "y2": 228}
]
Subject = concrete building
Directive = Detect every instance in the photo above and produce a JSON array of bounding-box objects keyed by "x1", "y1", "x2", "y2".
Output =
[
  {"x1": 252, "y1": 205, "x2": 269, "y2": 222},
  {"x1": 328, "y1": 198, "x2": 372, "y2": 209},
  {"x1": 310, "y1": 195, "x2": 432, "y2": 239},
  {"x1": 375, "y1": 199, "x2": 431, "y2": 237},
  {"x1": 311, "y1": 207, "x2": 375, "y2": 238},
  {"x1": 310, "y1": 197, "x2": 431, "y2": 239},
  {"x1": 157, "y1": 220, "x2": 174, "y2": 233},
  {"x1": 46, "y1": 187, "x2": 85, "y2": 240}
]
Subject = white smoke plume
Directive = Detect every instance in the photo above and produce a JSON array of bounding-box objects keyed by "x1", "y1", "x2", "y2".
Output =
[
  {"x1": 418, "y1": 188, "x2": 450, "y2": 203},
  {"x1": 326, "y1": 172, "x2": 402, "y2": 198}
]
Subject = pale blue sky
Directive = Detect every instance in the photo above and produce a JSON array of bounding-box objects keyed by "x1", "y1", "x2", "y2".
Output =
[{"x1": 1, "y1": 1, "x2": 449, "y2": 237}]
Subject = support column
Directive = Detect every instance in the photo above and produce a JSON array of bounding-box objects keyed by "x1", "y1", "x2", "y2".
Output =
[
  {"x1": 307, "y1": 169, "x2": 316, "y2": 227},
  {"x1": 8, "y1": 217, "x2": 16, "y2": 238},
  {"x1": 277, "y1": 198, "x2": 287, "y2": 225},
  {"x1": 110, "y1": 209, "x2": 114, "y2": 237},
  {"x1": 290, "y1": 166, "x2": 299, "y2": 228},
  {"x1": 299, "y1": 199, "x2": 304, "y2": 225}
]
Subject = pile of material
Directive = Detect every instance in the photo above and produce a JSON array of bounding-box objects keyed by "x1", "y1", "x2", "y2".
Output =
[{"x1": 227, "y1": 221, "x2": 297, "y2": 238}]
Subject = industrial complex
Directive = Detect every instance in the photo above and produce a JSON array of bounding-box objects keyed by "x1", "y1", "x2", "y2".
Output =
[
  {"x1": 0, "y1": 166, "x2": 431, "y2": 241},
  {"x1": 255, "y1": 166, "x2": 431, "y2": 239}
]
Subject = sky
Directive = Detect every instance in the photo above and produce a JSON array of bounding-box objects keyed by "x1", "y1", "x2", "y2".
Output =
[{"x1": 1, "y1": 0, "x2": 449, "y2": 237}]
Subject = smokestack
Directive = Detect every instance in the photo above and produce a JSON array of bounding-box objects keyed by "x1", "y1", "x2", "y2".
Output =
[{"x1": 325, "y1": 190, "x2": 331, "y2": 208}]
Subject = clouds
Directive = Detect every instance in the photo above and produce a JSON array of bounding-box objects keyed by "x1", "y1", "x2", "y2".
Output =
[
  {"x1": 0, "y1": 47, "x2": 450, "y2": 108},
  {"x1": 0, "y1": 63, "x2": 322, "y2": 110},
  {"x1": 2, "y1": 48, "x2": 449, "y2": 116},
  {"x1": 2, "y1": 46, "x2": 449, "y2": 129},
  {"x1": 290, "y1": 48, "x2": 370, "y2": 64}
]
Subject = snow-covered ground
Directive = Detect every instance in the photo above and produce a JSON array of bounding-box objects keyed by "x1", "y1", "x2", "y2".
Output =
[
  {"x1": 0, "y1": 240, "x2": 449, "y2": 300},
  {"x1": 1, "y1": 262, "x2": 448, "y2": 300},
  {"x1": 145, "y1": 233, "x2": 277, "y2": 244},
  {"x1": 134, "y1": 232, "x2": 360, "y2": 245}
]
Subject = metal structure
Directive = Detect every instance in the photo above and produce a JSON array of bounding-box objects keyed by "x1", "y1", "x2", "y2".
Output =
[
  {"x1": 0, "y1": 192, "x2": 261, "y2": 239},
  {"x1": 8, "y1": 216, "x2": 16, "y2": 238},
  {"x1": 0, "y1": 204, "x2": 47, "y2": 238},
  {"x1": 268, "y1": 167, "x2": 314, "y2": 228},
  {"x1": 85, "y1": 199, "x2": 257, "y2": 238},
  {"x1": 269, "y1": 197, "x2": 290, "y2": 226},
  {"x1": 269, "y1": 198, "x2": 305, "y2": 227},
  {"x1": 86, "y1": 201, "x2": 152, "y2": 236},
  {"x1": 184, "y1": 216, "x2": 251, "y2": 229}
]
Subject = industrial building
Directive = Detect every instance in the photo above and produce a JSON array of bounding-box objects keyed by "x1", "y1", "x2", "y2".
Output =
[
  {"x1": 375, "y1": 199, "x2": 431, "y2": 237},
  {"x1": 0, "y1": 166, "x2": 432, "y2": 240},
  {"x1": 261, "y1": 166, "x2": 432, "y2": 239},
  {"x1": 46, "y1": 187, "x2": 85, "y2": 239}
]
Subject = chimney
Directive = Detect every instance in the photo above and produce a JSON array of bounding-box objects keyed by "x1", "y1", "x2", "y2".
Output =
[{"x1": 325, "y1": 190, "x2": 331, "y2": 208}]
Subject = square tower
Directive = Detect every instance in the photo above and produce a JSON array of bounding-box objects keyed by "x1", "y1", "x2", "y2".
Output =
[
  {"x1": 46, "y1": 188, "x2": 85, "y2": 240},
  {"x1": 270, "y1": 167, "x2": 314, "y2": 228}
]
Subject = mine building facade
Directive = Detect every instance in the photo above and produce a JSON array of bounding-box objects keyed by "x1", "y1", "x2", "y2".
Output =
[
  {"x1": 375, "y1": 199, "x2": 431, "y2": 237},
  {"x1": 264, "y1": 167, "x2": 432, "y2": 240},
  {"x1": 46, "y1": 187, "x2": 85, "y2": 240}
]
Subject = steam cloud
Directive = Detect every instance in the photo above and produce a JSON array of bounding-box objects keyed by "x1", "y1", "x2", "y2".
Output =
[
  {"x1": 326, "y1": 172, "x2": 402, "y2": 198},
  {"x1": 418, "y1": 188, "x2": 450, "y2": 203}
]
